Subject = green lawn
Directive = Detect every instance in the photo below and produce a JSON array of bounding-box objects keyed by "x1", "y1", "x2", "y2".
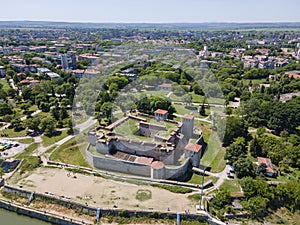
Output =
[
  {"x1": 189, "y1": 92, "x2": 205, "y2": 103},
  {"x1": 50, "y1": 136, "x2": 90, "y2": 167},
  {"x1": 28, "y1": 105, "x2": 38, "y2": 111},
  {"x1": 12, "y1": 138, "x2": 34, "y2": 144},
  {"x1": 41, "y1": 130, "x2": 69, "y2": 147},
  {"x1": 136, "y1": 189, "x2": 152, "y2": 201},
  {"x1": 169, "y1": 93, "x2": 185, "y2": 101},
  {"x1": 219, "y1": 179, "x2": 241, "y2": 193},
  {"x1": 200, "y1": 131, "x2": 226, "y2": 173},
  {"x1": 174, "y1": 104, "x2": 198, "y2": 116},
  {"x1": 0, "y1": 78, "x2": 11, "y2": 92},
  {"x1": 1, "y1": 128, "x2": 27, "y2": 137},
  {"x1": 16, "y1": 143, "x2": 39, "y2": 159},
  {"x1": 194, "y1": 120, "x2": 211, "y2": 141},
  {"x1": 188, "y1": 173, "x2": 219, "y2": 185}
]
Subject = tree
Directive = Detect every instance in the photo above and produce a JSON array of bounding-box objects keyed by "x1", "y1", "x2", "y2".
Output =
[
  {"x1": 256, "y1": 127, "x2": 265, "y2": 137},
  {"x1": 225, "y1": 137, "x2": 247, "y2": 164},
  {"x1": 0, "y1": 102, "x2": 12, "y2": 116},
  {"x1": 10, "y1": 118, "x2": 24, "y2": 132},
  {"x1": 25, "y1": 117, "x2": 40, "y2": 132},
  {"x1": 233, "y1": 157, "x2": 256, "y2": 178},
  {"x1": 40, "y1": 102, "x2": 50, "y2": 112},
  {"x1": 192, "y1": 84, "x2": 204, "y2": 95},
  {"x1": 199, "y1": 103, "x2": 206, "y2": 116},
  {"x1": 22, "y1": 86, "x2": 33, "y2": 101},
  {"x1": 243, "y1": 196, "x2": 269, "y2": 217},
  {"x1": 40, "y1": 117, "x2": 56, "y2": 136},
  {"x1": 256, "y1": 163, "x2": 267, "y2": 177},
  {"x1": 249, "y1": 136, "x2": 262, "y2": 157},
  {"x1": 100, "y1": 102, "x2": 113, "y2": 119},
  {"x1": 210, "y1": 188, "x2": 231, "y2": 210},
  {"x1": 222, "y1": 117, "x2": 248, "y2": 146}
]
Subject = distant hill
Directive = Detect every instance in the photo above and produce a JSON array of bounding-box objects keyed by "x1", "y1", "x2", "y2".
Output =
[{"x1": 0, "y1": 21, "x2": 300, "y2": 30}]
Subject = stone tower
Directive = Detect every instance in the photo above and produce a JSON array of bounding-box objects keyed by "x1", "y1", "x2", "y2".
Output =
[{"x1": 182, "y1": 114, "x2": 194, "y2": 140}]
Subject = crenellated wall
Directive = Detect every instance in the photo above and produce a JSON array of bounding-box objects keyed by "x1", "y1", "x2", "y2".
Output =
[
  {"x1": 86, "y1": 147, "x2": 193, "y2": 181},
  {"x1": 91, "y1": 153, "x2": 151, "y2": 177}
]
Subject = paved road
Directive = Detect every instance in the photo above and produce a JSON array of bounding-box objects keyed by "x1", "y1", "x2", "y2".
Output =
[
  {"x1": 75, "y1": 117, "x2": 97, "y2": 132},
  {"x1": 33, "y1": 117, "x2": 97, "y2": 156}
]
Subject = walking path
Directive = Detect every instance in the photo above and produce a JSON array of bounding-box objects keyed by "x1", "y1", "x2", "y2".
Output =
[{"x1": 173, "y1": 113, "x2": 212, "y2": 124}]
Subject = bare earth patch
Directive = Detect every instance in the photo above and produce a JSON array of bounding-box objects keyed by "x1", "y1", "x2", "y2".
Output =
[{"x1": 15, "y1": 167, "x2": 197, "y2": 213}]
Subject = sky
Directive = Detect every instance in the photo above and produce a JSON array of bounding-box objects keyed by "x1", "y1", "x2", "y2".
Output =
[{"x1": 1, "y1": 0, "x2": 299, "y2": 23}]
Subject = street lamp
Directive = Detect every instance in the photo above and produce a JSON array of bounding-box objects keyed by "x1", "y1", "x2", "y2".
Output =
[{"x1": 199, "y1": 166, "x2": 207, "y2": 210}]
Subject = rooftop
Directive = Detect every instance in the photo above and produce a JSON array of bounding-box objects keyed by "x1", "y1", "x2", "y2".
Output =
[
  {"x1": 257, "y1": 157, "x2": 276, "y2": 173},
  {"x1": 151, "y1": 161, "x2": 165, "y2": 170},
  {"x1": 183, "y1": 114, "x2": 194, "y2": 120},
  {"x1": 154, "y1": 109, "x2": 168, "y2": 115},
  {"x1": 185, "y1": 143, "x2": 202, "y2": 153}
]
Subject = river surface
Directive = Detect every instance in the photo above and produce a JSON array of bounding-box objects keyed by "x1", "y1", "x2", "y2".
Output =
[{"x1": 0, "y1": 208, "x2": 51, "y2": 225}]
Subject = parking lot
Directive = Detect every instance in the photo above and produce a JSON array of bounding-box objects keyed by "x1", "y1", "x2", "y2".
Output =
[{"x1": 0, "y1": 139, "x2": 28, "y2": 158}]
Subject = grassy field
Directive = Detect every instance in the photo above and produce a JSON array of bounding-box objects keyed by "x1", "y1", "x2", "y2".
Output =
[
  {"x1": 219, "y1": 179, "x2": 241, "y2": 193},
  {"x1": 50, "y1": 136, "x2": 90, "y2": 167},
  {"x1": 188, "y1": 173, "x2": 219, "y2": 185},
  {"x1": 11, "y1": 137, "x2": 34, "y2": 144},
  {"x1": 16, "y1": 143, "x2": 39, "y2": 159},
  {"x1": 136, "y1": 189, "x2": 152, "y2": 201},
  {"x1": 1, "y1": 128, "x2": 27, "y2": 137},
  {"x1": 174, "y1": 104, "x2": 198, "y2": 116},
  {"x1": 41, "y1": 130, "x2": 69, "y2": 147},
  {"x1": 200, "y1": 131, "x2": 226, "y2": 173},
  {"x1": 0, "y1": 78, "x2": 11, "y2": 92},
  {"x1": 189, "y1": 92, "x2": 205, "y2": 103}
]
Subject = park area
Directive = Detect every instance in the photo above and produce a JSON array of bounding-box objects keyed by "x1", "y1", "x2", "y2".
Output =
[{"x1": 11, "y1": 167, "x2": 198, "y2": 213}]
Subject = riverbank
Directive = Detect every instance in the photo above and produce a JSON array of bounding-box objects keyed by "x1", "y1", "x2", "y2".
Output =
[
  {"x1": 0, "y1": 184, "x2": 211, "y2": 225},
  {"x1": 0, "y1": 196, "x2": 90, "y2": 225}
]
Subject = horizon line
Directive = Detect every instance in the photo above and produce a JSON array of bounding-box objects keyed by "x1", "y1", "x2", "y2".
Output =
[{"x1": 1, "y1": 20, "x2": 300, "y2": 24}]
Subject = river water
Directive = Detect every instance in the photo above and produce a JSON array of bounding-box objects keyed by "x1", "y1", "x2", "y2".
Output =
[{"x1": 0, "y1": 208, "x2": 51, "y2": 225}]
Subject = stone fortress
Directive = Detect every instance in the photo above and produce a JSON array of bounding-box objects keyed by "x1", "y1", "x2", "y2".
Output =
[{"x1": 86, "y1": 109, "x2": 204, "y2": 180}]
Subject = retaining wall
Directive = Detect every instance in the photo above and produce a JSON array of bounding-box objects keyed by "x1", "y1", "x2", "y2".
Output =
[{"x1": 2, "y1": 185, "x2": 209, "y2": 222}]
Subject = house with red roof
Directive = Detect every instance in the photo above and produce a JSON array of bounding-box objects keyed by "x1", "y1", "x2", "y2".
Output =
[{"x1": 257, "y1": 157, "x2": 277, "y2": 177}]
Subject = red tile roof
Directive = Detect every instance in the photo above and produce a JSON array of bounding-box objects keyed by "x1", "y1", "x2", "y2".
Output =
[
  {"x1": 136, "y1": 157, "x2": 153, "y2": 165},
  {"x1": 151, "y1": 161, "x2": 165, "y2": 170},
  {"x1": 257, "y1": 157, "x2": 276, "y2": 173},
  {"x1": 185, "y1": 143, "x2": 202, "y2": 153},
  {"x1": 287, "y1": 73, "x2": 300, "y2": 79},
  {"x1": 20, "y1": 79, "x2": 30, "y2": 84},
  {"x1": 183, "y1": 114, "x2": 194, "y2": 120},
  {"x1": 155, "y1": 109, "x2": 168, "y2": 115}
]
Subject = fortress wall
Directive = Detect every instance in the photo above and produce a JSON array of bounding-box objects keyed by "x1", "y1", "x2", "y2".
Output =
[
  {"x1": 151, "y1": 167, "x2": 166, "y2": 179},
  {"x1": 92, "y1": 155, "x2": 151, "y2": 177},
  {"x1": 196, "y1": 135, "x2": 204, "y2": 145},
  {"x1": 86, "y1": 147, "x2": 94, "y2": 167},
  {"x1": 96, "y1": 141, "x2": 109, "y2": 155},
  {"x1": 136, "y1": 112, "x2": 155, "y2": 119},
  {"x1": 164, "y1": 158, "x2": 191, "y2": 180},
  {"x1": 190, "y1": 152, "x2": 201, "y2": 168},
  {"x1": 105, "y1": 116, "x2": 129, "y2": 131},
  {"x1": 87, "y1": 132, "x2": 97, "y2": 145},
  {"x1": 162, "y1": 151, "x2": 175, "y2": 165},
  {"x1": 128, "y1": 115, "x2": 147, "y2": 122},
  {"x1": 113, "y1": 140, "x2": 159, "y2": 158}
]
